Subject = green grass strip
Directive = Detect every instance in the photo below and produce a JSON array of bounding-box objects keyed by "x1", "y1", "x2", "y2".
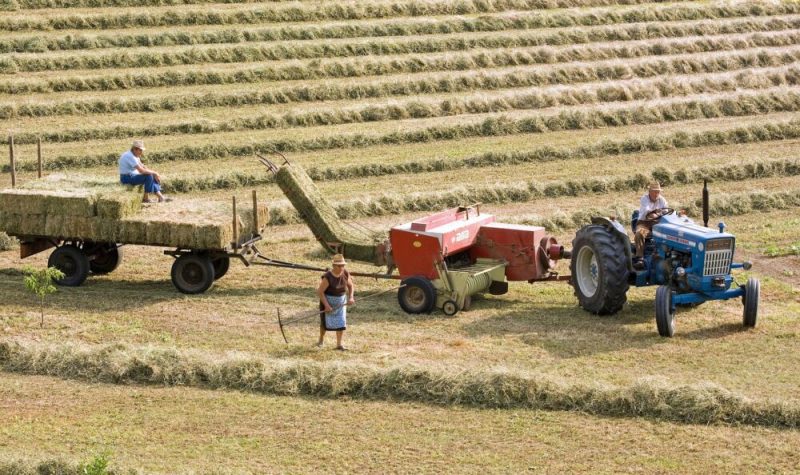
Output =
[
  {"x1": 7, "y1": 90, "x2": 799, "y2": 173},
  {"x1": 7, "y1": 67, "x2": 798, "y2": 144},
  {"x1": 1, "y1": 340, "x2": 797, "y2": 428},
  {"x1": 3, "y1": 11, "x2": 794, "y2": 54}
]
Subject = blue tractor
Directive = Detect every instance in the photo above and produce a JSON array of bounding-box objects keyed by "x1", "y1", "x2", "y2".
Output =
[{"x1": 569, "y1": 181, "x2": 759, "y2": 337}]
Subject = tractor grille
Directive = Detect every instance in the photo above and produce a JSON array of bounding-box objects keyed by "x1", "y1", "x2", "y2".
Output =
[{"x1": 703, "y1": 250, "x2": 732, "y2": 276}]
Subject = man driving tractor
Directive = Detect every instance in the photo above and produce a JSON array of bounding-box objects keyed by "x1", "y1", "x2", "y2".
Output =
[{"x1": 634, "y1": 182, "x2": 668, "y2": 270}]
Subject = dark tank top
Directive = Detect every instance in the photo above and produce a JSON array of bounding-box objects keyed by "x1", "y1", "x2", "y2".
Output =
[{"x1": 322, "y1": 269, "x2": 349, "y2": 296}]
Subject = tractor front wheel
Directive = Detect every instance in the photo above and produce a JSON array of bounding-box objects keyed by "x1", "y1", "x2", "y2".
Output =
[
  {"x1": 655, "y1": 285, "x2": 676, "y2": 337},
  {"x1": 48, "y1": 244, "x2": 90, "y2": 287},
  {"x1": 171, "y1": 254, "x2": 215, "y2": 294},
  {"x1": 398, "y1": 276, "x2": 436, "y2": 314},
  {"x1": 742, "y1": 277, "x2": 759, "y2": 328},
  {"x1": 570, "y1": 225, "x2": 630, "y2": 315}
]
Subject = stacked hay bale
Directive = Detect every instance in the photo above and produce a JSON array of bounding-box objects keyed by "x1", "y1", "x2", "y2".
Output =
[
  {"x1": 0, "y1": 174, "x2": 268, "y2": 250},
  {"x1": 275, "y1": 163, "x2": 386, "y2": 264}
]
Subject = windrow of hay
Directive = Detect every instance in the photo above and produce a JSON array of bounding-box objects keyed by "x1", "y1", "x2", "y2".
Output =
[
  {"x1": 1, "y1": 1, "x2": 786, "y2": 33},
  {"x1": 158, "y1": 119, "x2": 800, "y2": 193},
  {"x1": 8, "y1": 66, "x2": 799, "y2": 145},
  {"x1": 0, "y1": 340, "x2": 797, "y2": 428},
  {"x1": 10, "y1": 89, "x2": 800, "y2": 173},
  {"x1": 267, "y1": 159, "x2": 800, "y2": 226},
  {"x1": 2, "y1": 13, "x2": 795, "y2": 55},
  {"x1": 6, "y1": 27, "x2": 798, "y2": 74},
  {"x1": 275, "y1": 164, "x2": 384, "y2": 264},
  {"x1": 0, "y1": 174, "x2": 268, "y2": 249},
  {"x1": 0, "y1": 458, "x2": 130, "y2": 475},
  {"x1": 3, "y1": 0, "x2": 683, "y2": 11}
]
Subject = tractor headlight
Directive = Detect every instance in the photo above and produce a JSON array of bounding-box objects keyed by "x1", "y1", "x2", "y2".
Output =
[{"x1": 743, "y1": 261, "x2": 752, "y2": 270}]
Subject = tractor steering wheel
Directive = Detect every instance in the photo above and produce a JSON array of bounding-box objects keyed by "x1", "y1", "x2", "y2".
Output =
[{"x1": 645, "y1": 207, "x2": 674, "y2": 220}]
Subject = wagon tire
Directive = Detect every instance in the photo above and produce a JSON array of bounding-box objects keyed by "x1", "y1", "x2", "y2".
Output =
[
  {"x1": 48, "y1": 245, "x2": 90, "y2": 287},
  {"x1": 88, "y1": 243, "x2": 123, "y2": 275},
  {"x1": 570, "y1": 224, "x2": 629, "y2": 315},
  {"x1": 212, "y1": 256, "x2": 230, "y2": 280},
  {"x1": 742, "y1": 277, "x2": 759, "y2": 328},
  {"x1": 398, "y1": 276, "x2": 436, "y2": 314},
  {"x1": 171, "y1": 254, "x2": 215, "y2": 294},
  {"x1": 655, "y1": 285, "x2": 676, "y2": 337}
]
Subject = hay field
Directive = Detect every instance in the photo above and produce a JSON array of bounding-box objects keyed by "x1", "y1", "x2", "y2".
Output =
[{"x1": 1, "y1": 0, "x2": 800, "y2": 472}]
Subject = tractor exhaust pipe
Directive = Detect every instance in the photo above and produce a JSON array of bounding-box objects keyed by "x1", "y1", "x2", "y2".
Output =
[{"x1": 702, "y1": 179, "x2": 710, "y2": 228}]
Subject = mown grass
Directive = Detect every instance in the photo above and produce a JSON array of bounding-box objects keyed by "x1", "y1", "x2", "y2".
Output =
[
  {"x1": 2, "y1": 374, "x2": 798, "y2": 474},
  {"x1": 3, "y1": 11, "x2": 796, "y2": 54}
]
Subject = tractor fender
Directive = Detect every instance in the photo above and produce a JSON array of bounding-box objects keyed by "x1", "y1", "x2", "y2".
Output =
[{"x1": 590, "y1": 217, "x2": 634, "y2": 273}]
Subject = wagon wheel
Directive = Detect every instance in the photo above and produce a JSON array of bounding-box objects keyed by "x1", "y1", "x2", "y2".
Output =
[
  {"x1": 88, "y1": 243, "x2": 123, "y2": 275},
  {"x1": 48, "y1": 244, "x2": 90, "y2": 287},
  {"x1": 212, "y1": 256, "x2": 230, "y2": 280},
  {"x1": 171, "y1": 254, "x2": 215, "y2": 294}
]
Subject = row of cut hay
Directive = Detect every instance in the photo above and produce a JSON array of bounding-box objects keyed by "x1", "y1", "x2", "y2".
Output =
[
  {"x1": 519, "y1": 188, "x2": 800, "y2": 233},
  {"x1": 163, "y1": 118, "x2": 800, "y2": 193},
  {"x1": 0, "y1": 231, "x2": 17, "y2": 250},
  {"x1": 275, "y1": 164, "x2": 384, "y2": 264},
  {"x1": 8, "y1": 66, "x2": 798, "y2": 144},
  {"x1": 4, "y1": 39, "x2": 793, "y2": 95},
  {"x1": 266, "y1": 159, "x2": 800, "y2": 225},
  {"x1": 1, "y1": 1, "x2": 786, "y2": 33},
  {"x1": 7, "y1": 27, "x2": 798, "y2": 74},
  {"x1": 1, "y1": 0, "x2": 680, "y2": 11},
  {"x1": 0, "y1": 458, "x2": 129, "y2": 475},
  {"x1": 2, "y1": 12, "x2": 795, "y2": 55},
  {"x1": 1, "y1": 340, "x2": 797, "y2": 428},
  {"x1": 9, "y1": 89, "x2": 800, "y2": 173}
]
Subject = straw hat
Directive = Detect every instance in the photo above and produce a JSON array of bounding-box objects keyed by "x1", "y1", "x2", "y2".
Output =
[
  {"x1": 332, "y1": 254, "x2": 347, "y2": 266},
  {"x1": 648, "y1": 182, "x2": 662, "y2": 192},
  {"x1": 131, "y1": 139, "x2": 146, "y2": 151}
]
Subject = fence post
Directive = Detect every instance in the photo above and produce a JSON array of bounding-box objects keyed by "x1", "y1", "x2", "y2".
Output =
[
  {"x1": 252, "y1": 189, "x2": 259, "y2": 232},
  {"x1": 232, "y1": 196, "x2": 238, "y2": 249},
  {"x1": 8, "y1": 135, "x2": 15, "y2": 188},
  {"x1": 37, "y1": 137, "x2": 43, "y2": 178}
]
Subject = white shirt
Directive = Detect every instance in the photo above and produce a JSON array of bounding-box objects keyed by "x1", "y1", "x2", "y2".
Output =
[
  {"x1": 119, "y1": 150, "x2": 142, "y2": 176},
  {"x1": 639, "y1": 193, "x2": 668, "y2": 221}
]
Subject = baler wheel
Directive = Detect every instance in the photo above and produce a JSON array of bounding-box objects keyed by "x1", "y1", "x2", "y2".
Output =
[
  {"x1": 398, "y1": 276, "x2": 436, "y2": 314},
  {"x1": 442, "y1": 300, "x2": 458, "y2": 317},
  {"x1": 655, "y1": 285, "x2": 676, "y2": 337},
  {"x1": 570, "y1": 224, "x2": 629, "y2": 315},
  {"x1": 742, "y1": 277, "x2": 759, "y2": 328}
]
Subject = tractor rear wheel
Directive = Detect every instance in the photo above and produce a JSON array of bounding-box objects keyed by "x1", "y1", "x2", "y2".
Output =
[
  {"x1": 171, "y1": 254, "x2": 215, "y2": 294},
  {"x1": 48, "y1": 244, "x2": 90, "y2": 287},
  {"x1": 88, "y1": 243, "x2": 123, "y2": 275},
  {"x1": 570, "y1": 224, "x2": 629, "y2": 315},
  {"x1": 655, "y1": 285, "x2": 676, "y2": 337},
  {"x1": 398, "y1": 276, "x2": 436, "y2": 314},
  {"x1": 742, "y1": 277, "x2": 759, "y2": 328}
]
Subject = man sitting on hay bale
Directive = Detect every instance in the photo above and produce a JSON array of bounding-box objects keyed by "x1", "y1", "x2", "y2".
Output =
[{"x1": 119, "y1": 140, "x2": 170, "y2": 203}]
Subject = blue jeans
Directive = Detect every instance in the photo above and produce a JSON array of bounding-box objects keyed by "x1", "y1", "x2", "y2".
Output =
[{"x1": 120, "y1": 174, "x2": 161, "y2": 193}]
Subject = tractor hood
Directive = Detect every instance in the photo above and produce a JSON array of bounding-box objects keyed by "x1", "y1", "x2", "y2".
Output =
[{"x1": 652, "y1": 214, "x2": 735, "y2": 251}]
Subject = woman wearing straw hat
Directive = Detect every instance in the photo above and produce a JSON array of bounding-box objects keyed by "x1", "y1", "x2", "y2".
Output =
[
  {"x1": 119, "y1": 139, "x2": 170, "y2": 203},
  {"x1": 316, "y1": 253, "x2": 355, "y2": 350}
]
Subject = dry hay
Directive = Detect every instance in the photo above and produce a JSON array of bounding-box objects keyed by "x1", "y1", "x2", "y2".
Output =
[
  {"x1": 0, "y1": 174, "x2": 268, "y2": 249},
  {"x1": 1, "y1": 340, "x2": 797, "y2": 429},
  {"x1": 275, "y1": 163, "x2": 384, "y2": 264}
]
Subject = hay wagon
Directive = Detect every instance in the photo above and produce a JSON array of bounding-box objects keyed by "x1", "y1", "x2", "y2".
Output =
[{"x1": 0, "y1": 174, "x2": 268, "y2": 294}]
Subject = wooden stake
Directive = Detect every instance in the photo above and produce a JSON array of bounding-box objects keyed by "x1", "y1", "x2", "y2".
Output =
[
  {"x1": 252, "y1": 189, "x2": 259, "y2": 231},
  {"x1": 37, "y1": 137, "x2": 43, "y2": 178},
  {"x1": 232, "y1": 196, "x2": 238, "y2": 249},
  {"x1": 9, "y1": 135, "x2": 15, "y2": 188}
]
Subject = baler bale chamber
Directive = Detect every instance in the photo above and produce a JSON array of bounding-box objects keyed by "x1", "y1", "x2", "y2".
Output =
[{"x1": 265, "y1": 157, "x2": 571, "y2": 316}]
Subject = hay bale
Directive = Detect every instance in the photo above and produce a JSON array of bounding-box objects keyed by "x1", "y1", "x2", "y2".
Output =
[{"x1": 275, "y1": 163, "x2": 385, "y2": 264}]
